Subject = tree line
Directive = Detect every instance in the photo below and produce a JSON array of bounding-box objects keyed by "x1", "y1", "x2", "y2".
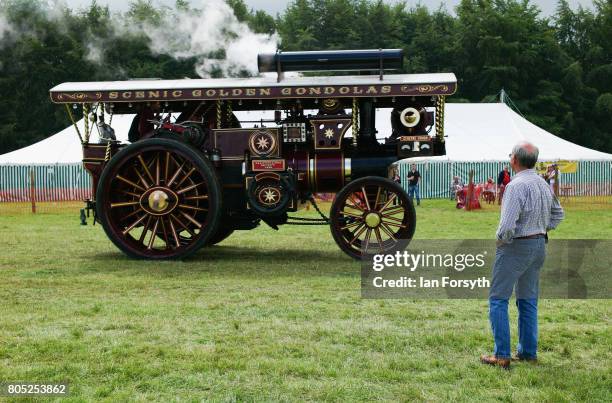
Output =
[{"x1": 0, "y1": 0, "x2": 610, "y2": 154}]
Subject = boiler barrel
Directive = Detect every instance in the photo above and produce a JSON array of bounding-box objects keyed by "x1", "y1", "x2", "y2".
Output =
[{"x1": 258, "y1": 49, "x2": 404, "y2": 73}]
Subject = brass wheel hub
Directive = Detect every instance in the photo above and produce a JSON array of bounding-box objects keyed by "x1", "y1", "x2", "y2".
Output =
[
  {"x1": 140, "y1": 187, "x2": 179, "y2": 216},
  {"x1": 364, "y1": 212, "x2": 381, "y2": 228},
  {"x1": 149, "y1": 190, "x2": 169, "y2": 212}
]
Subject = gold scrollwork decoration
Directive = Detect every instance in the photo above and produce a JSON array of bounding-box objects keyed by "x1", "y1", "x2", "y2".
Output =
[
  {"x1": 56, "y1": 92, "x2": 103, "y2": 102},
  {"x1": 401, "y1": 85, "x2": 450, "y2": 94}
]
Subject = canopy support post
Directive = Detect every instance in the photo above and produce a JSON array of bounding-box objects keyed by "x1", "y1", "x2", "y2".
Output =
[
  {"x1": 216, "y1": 100, "x2": 223, "y2": 129},
  {"x1": 436, "y1": 95, "x2": 446, "y2": 143},
  {"x1": 65, "y1": 104, "x2": 84, "y2": 144},
  {"x1": 352, "y1": 98, "x2": 359, "y2": 147}
]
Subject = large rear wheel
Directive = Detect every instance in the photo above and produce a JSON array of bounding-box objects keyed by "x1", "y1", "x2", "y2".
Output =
[
  {"x1": 205, "y1": 226, "x2": 234, "y2": 246},
  {"x1": 330, "y1": 176, "x2": 416, "y2": 259},
  {"x1": 96, "y1": 138, "x2": 221, "y2": 259}
]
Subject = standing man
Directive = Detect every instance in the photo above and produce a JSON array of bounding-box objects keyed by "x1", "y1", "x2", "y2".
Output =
[
  {"x1": 481, "y1": 142, "x2": 564, "y2": 369},
  {"x1": 497, "y1": 166, "x2": 511, "y2": 205},
  {"x1": 407, "y1": 164, "x2": 421, "y2": 206}
]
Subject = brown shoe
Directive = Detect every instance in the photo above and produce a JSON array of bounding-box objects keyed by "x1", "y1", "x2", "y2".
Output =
[
  {"x1": 480, "y1": 354, "x2": 510, "y2": 369},
  {"x1": 511, "y1": 353, "x2": 537, "y2": 363}
]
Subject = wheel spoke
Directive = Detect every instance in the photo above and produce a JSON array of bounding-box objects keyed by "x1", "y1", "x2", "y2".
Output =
[
  {"x1": 374, "y1": 227, "x2": 384, "y2": 247},
  {"x1": 344, "y1": 202, "x2": 363, "y2": 212},
  {"x1": 175, "y1": 167, "x2": 196, "y2": 188},
  {"x1": 383, "y1": 205, "x2": 405, "y2": 215},
  {"x1": 379, "y1": 222, "x2": 397, "y2": 240},
  {"x1": 159, "y1": 217, "x2": 170, "y2": 249},
  {"x1": 349, "y1": 223, "x2": 367, "y2": 245},
  {"x1": 168, "y1": 216, "x2": 181, "y2": 248},
  {"x1": 341, "y1": 221, "x2": 363, "y2": 230},
  {"x1": 180, "y1": 211, "x2": 203, "y2": 229},
  {"x1": 121, "y1": 190, "x2": 141, "y2": 198},
  {"x1": 363, "y1": 228, "x2": 373, "y2": 252},
  {"x1": 341, "y1": 210, "x2": 364, "y2": 220},
  {"x1": 111, "y1": 201, "x2": 140, "y2": 209},
  {"x1": 177, "y1": 182, "x2": 205, "y2": 195},
  {"x1": 380, "y1": 193, "x2": 398, "y2": 211},
  {"x1": 380, "y1": 213, "x2": 405, "y2": 224},
  {"x1": 155, "y1": 154, "x2": 161, "y2": 186},
  {"x1": 147, "y1": 218, "x2": 160, "y2": 249},
  {"x1": 184, "y1": 195, "x2": 209, "y2": 201},
  {"x1": 121, "y1": 207, "x2": 144, "y2": 222},
  {"x1": 170, "y1": 213, "x2": 196, "y2": 236},
  {"x1": 361, "y1": 187, "x2": 371, "y2": 210},
  {"x1": 382, "y1": 220, "x2": 407, "y2": 229},
  {"x1": 374, "y1": 186, "x2": 381, "y2": 210},
  {"x1": 116, "y1": 175, "x2": 145, "y2": 192},
  {"x1": 122, "y1": 214, "x2": 147, "y2": 235},
  {"x1": 179, "y1": 204, "x2": 208, "y2": 212},
  {"x1": 347, "y1": 195, "x2": 365, "y2": 211},
  {"x1": 134, "y1": 169, "x2": 151, "y2": 189},
  {"x1": 138, "y1": 216, "x2": 153, "y2": 242},
  {"x1": 167, "y1": 160, "x2": 186, "y2": 188},
  {"x1": 164, "y1": 152, "x2": 171, "y2": 184},
  {"x1": 137, "y1": 155, "x2": 155, "y2": 184}
]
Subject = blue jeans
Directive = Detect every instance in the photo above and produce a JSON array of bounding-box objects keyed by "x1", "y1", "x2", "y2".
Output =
[
  {"x1": 489, "y1": 238, "x2": 546, "y2": 359},
  {"x1": 408, "y1": 184, "x2": 420, "y2": 205}
]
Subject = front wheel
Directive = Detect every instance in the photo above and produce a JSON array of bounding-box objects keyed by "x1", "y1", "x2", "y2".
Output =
[
  {"x1": 330, "y1": 176, "x2": 416, "y2": 260},
  {"x1": 96, "y1": 138, "x2": 222, "y2": 259}
]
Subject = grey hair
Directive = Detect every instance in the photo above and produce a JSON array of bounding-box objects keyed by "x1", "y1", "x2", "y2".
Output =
[{"x1": 512, "y1": 142, "x2": 539, "y2": 169}]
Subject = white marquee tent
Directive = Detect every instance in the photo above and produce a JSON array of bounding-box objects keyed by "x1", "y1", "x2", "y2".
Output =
[
  {"x1": 2, "y1": 103, "x2": 611, "y2": 164},
  {"x1": 1, "y1": 103, "x2": 610, "y2": 201}
]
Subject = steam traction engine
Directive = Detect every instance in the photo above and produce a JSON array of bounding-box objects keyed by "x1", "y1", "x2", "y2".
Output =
[{"x1": 49, "y1": 49, "x2": 456, "y2": 259}]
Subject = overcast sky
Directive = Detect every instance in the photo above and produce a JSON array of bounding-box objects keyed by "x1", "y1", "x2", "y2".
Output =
[{"x1": 63, "y1": 0, "x2": 593, "y2": 17}]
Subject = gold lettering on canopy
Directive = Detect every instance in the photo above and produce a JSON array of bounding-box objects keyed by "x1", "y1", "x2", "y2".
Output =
[
  {"x1": 52, "y1": 82, "x2": 456, "y2": 104},
  {"x1": 324, "y1": 87, "x2": 336, "y2": 95}
]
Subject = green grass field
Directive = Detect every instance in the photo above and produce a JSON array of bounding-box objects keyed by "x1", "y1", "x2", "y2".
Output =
[{"x1": 0, "y1": 200, "x2": 610, "y2": 401}]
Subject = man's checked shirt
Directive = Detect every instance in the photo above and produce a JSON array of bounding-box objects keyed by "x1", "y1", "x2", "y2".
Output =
[{"x1": 497, "y1": 169, "x2": 565, "y2": 243}]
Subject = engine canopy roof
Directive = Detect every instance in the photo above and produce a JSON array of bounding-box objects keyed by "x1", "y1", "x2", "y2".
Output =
[{"x1": 49, "y1": 73, "x2": 457, "y2": 105}]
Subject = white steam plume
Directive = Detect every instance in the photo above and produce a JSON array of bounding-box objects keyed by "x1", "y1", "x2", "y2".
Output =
[
  {"x1": 0, "y1": 12, "x2": 13, "y2": 41},
  {"x1": 126, "y1": 0, "x2": 279, "y2": 78}
]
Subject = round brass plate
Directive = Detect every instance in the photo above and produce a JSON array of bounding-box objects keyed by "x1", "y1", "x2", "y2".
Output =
[
  {"x1": 148, "y1": 190, "x2": 169, "y2": 212},
  {"x1": 365, "y1": 212, "x2": 381, "y2": 228}
]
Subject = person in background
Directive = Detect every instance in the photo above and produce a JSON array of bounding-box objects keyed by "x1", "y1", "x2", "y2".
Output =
[
  {"x1": 450, "y1": 175, "x2": 464, "y2": 200},
  {"x1": 407, "y1": 164, "x2": 421, "y2": 206},
  {"x1": 480, "y1": 142, "x2": 564, "y2": 369},
  {"x1": 392, "y1": 168, "x2": 401, "y2": 185},
  {"x1": 545, "y1": 165, "x2": 557, "y2": 194},
  {"x1": 483, "y1": 177, "x2": 496, "y2": 204},
  {"x1": 497, "y1": 166, "x2": 511, "y2": 205}
]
